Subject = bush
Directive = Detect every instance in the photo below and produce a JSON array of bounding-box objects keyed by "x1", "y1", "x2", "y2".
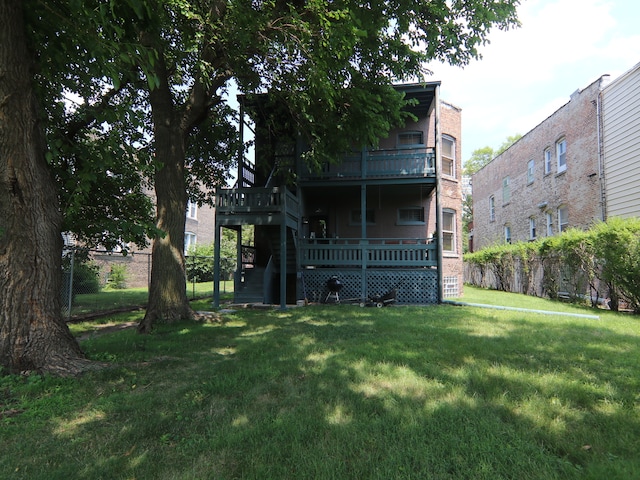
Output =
[
  {"x1": 105, "y1": 264, "x2": 128, "y2": 290},
  {"x1": 465, "y1": 218, "x2": 640, "y2": 312},
  {"x1": 62, "y1": 251, "x2": 101, "y2": 296}
]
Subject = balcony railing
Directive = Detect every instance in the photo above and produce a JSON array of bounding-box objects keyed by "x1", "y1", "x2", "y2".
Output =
[
  {"x1": 216, "y1": 187, "x2": 299, "y2": 226},
  {"x1": 299, "y1": 237, "x2": 437, "y2": 268},
  {"x1": 300, "y1": 147, "x2": 435, "y2": 181}
]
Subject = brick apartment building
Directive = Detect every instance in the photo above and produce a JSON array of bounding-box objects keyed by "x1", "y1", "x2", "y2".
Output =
[{"x1": 472, "y1": 61, "x2": 640, "y2": 251}]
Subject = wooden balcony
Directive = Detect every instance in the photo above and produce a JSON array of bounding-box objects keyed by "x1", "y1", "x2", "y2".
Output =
[
  {"x1": 299, "y1": 147, "x2": 435, "y2": 181},
  {"x1": 299, "y1": 238, "x2": 437, "y2": 268},
  {"x1": 216, "y1": 187, "x2": 299, "y2": 227}
]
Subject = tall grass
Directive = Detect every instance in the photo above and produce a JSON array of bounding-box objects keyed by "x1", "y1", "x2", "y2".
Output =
[{"x1": 2, "y1": 287, "x2": 639, "y2": 479}]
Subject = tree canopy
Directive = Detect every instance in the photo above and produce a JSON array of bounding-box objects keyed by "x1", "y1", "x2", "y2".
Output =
[{"x1": 1, "y1": 0, "x2": 523, "y2": 373}]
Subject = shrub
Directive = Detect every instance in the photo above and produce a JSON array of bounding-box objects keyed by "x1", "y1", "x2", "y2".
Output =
[{"x1": 106, "y1": 264, "x2": 128, "y2": 290}]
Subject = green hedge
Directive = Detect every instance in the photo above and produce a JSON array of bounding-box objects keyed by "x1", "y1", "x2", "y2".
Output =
[{"x1": 465, "y1": 217, "x2": 640, "y2": 312}]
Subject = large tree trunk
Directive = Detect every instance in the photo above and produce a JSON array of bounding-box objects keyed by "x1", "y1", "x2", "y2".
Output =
[
  {"x1": 138, "y1": 49, "x2": 193, "y2": 334},
  {"x1": 0, "y1": 0, "x2": 89, "y2": 375}
]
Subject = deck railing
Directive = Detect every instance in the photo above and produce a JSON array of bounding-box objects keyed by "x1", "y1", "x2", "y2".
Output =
[
  {"x1": 300, "y1": 147, "x2": 435, "y2": 181},
  {"x1": 299, "y1": 238, "x2": 437, "y2": 268},
  {"x1": 216, "y1": 187, "x2": 299, "y2": 225}
]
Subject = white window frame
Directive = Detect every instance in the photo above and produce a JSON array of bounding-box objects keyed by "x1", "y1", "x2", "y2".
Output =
[
  {"x1": 558, "y1": 206, "x2": 568, "y2": 233},
  {"x1": 502, "y1": 176, "x2": 510, "y2": 204},
  {"x1": 544, "y1": 148, "x2": 552, "y2": 175},
  {"x1": 556, "y1": 138, "x2": 567, "y2": 173},
  {"x1": 504, "y1": 225, "x2": 512, "y2": 244},
  {"x1": 187, "y1": 200, "x2": 198, "y2": 219},
  {"x1": 546, "y1": 213, "x2": 553, "y2": 236},
  {"x1": 527, "y1": 159, "x2": 535, "y2": 184},
  {"x1": 442, "y1": 135, "x2": 456, "y2": 178},
  {"x1": 184, "y1": 232, "x2": 196, "y2": 253},
  {"x1": 442, "y1": 209, "x2": 456, "y2": 253},
  {"x1": 489, "y1": 196, "x2": 495, "y2": 222}
]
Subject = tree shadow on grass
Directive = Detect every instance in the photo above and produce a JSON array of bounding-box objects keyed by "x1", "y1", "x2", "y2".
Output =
[{"x1": 5, "y1": 304, "x2": 639, "y2": 479}]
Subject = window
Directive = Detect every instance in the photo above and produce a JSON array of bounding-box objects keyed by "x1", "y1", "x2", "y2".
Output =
[
  {"x1": 558, "y1": 206, "x2": 568, "y2": 232},
  {"x1": 187, "y1": 200, "x2": 198, "y2": 219},
  {"x1": 546, "y1": 213, "x2": 553, "y2": 236},
  {"x1": 442, "y1": 209, "x2": 456, "y2": 253},
  {"x1": 556, "y1": 138, "x2": 567, "y2": 173},
  {"x1": 529, "y1": 217, "x2": 537, "y2": 240},
  {"x1": 350, "y1": 209, "x2": 375, "y2": 225},
  {"x1": 502, "y1": 176, "x2": 510, "y2": 204},
  {"x1": 527, "y1": 159, "x2": 535, "y2": 184},
  {"x1": 184, "y1": 232, "x2": 196, "y2": 253},
  {"x1": 442, "y1": 135, "x2": 455, "y2": 177},
  {"x1": 443, "y1": 276, "x2": 459, "y2": 298},
  {"x1": 504, "y1": 225, "x2": 512, "y2": 244},
  {"x1": 398, "y1": 207, "x2": 425, "y2": 224},
  {"x1": 489, "y1": 196, "x2": 495, "y2": 222},
  {"x1": 544, "y1": 148, "x2": 552, "y2": 174},
  {"x1": 397, "y1": 131, "x2": 423, "y2": 146}
]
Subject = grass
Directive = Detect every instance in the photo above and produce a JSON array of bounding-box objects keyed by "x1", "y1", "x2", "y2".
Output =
[
  {"x1": 2, "y1": 285, "x2": 639, "y2": 479},
  {"x1": 69, "y1": 280, "x2": 233, "y2": 316}
]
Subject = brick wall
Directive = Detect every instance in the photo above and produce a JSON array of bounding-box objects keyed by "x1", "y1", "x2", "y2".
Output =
[{"x1": 472, "y1": 77, "x2": 606, "y2": 250}]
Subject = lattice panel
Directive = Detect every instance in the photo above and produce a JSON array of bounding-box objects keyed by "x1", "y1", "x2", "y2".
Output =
[{"x1": 301, "y1": 269, "x2": 439, "y2": 304}]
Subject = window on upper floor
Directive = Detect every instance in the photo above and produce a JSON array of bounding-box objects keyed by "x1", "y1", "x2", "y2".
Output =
[
  {"x1": 556, "y1": 138, "x2": 567, "y2": 173},
  {"x1": 527, "y1": 159, "x2": 535, "y2": 184},
  {"x1": 504, "y1": 224, "x2": 512, "y2": 244},
  {"x1": 398, "y1": 207, "x2": 425, "y2": 225},
  {"x1": 544, "y1": 148, "x2": 552, "y2": 175},
  {"x1": 442, "y1": 209, "x2": 456, "y2": 253},
  {"x1": 187, "y1": 199, "x2": 198, "y2": 219},
  {"x1": 489, "y1": 195, "x2": 495, "y2": 222},
  {"x1": 546, "y1": 212, "x2": 553, "y2": 236},
  {"x1": 502, "y1": 176, "x2": 510, "y2": 204},
  {"x1": 442, "y1": 135, "x2": 455, "y2": 177},
  {"x1": 184, "y1": 232, "x2": 196, "y2": 254},
  {"x1": 558, "y1": 206, "x2": 568, "y2": 232},
  {"x1": 397, "y1": 131, "x2": 424, "y2": 146},
  {"x1": 529, "y1": 217, "x2": 537, "y2": 240}
]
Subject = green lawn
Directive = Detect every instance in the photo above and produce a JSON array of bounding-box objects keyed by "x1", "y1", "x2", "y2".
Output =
[{"x1": 2, "y1": 286, "x2": 639, "y2": 479}]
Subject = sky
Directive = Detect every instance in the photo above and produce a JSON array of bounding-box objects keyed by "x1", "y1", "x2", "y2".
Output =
[{"x1": 424, "y1": 0, "x2": 640, "y2": 165}]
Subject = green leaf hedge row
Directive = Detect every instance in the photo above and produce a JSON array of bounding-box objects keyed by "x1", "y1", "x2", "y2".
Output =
[{"x1": 464, "y1": 217, "x2": 640, "y2": 313}]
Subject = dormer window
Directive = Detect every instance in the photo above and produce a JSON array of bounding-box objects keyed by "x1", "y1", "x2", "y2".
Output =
[{"x1": 397, "y1": 131, "x2": 424, "y2": 146}]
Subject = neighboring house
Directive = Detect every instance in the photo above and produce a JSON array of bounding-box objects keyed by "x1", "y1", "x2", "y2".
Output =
[
  {"x1": 471, "y1": 75, "x2": 609, "y2": 250},
  {"x1": 602, "y1": 62, "x2": 640, "y2": 219},
  {"x1": 213, "y1": 82, "x2": 463, "y2": 307}
]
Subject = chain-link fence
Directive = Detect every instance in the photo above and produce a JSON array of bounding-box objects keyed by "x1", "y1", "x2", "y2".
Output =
[{"x1": 61, "y1": 248, "x2": 223, "y2": 320}]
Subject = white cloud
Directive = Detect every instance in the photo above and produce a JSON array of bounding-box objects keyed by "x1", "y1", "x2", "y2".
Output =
[{"x1": 426, "y1": 0, "x2": 640, "y2": 161}]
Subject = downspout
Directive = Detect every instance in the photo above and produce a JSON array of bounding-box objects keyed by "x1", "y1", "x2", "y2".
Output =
[
  {"x1": 434, "y1": 85, "x2": 444, "y2": 303},
  {"x1": 595, "y1": 86, "x2": 607, "y2": 221}
]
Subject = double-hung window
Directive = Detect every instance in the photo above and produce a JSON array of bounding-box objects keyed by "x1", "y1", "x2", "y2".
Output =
[
  {"x1": 442, "y1": 135, "x2": 456, "y2": 177},
  {"x1": 442, "y1": 209, "x2": 456, "y2": 253},
  {"x1": 184, "y1": 232, "x2": 196, "y2": 253},
  {"x1": 187, "y1": 200, "x2": 198, "y2": 219},
  {"x1": 544, "y1": 148, "x2": 552, "y2": 175},
  {"x1": 558, "y1": 206, "x2": 568, "y2": 232},
  {"x1": 489, "y1": 196, "x2": 495, "y2": 222},
  {"x1": 502, "y1": 176, "x2": 510, "y2": 204},
  {"x1": 556, "y1": 138, "x2": 567, "y2": 173},
  {"x1": 546, "y1": 213, "x2": 553, "y2": 236},
  {"x1": 504, "y1": 225, "x2": 512, "y2": 244},
  {"x1": 529, "y1": 217, "x2": 537, "y2": 240},
  {"x1": 527, "y1": 159, "x2": 535, "y2": 184}
]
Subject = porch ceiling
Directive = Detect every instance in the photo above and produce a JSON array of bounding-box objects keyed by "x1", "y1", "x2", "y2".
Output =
[{"x1": 302, "y1": 183, "x2": 435, "y2": 202}]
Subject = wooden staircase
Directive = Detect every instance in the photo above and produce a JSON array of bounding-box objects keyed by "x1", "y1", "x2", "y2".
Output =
[{"x1": 234, "y1": 267, "x2": 266, "y2": 304}]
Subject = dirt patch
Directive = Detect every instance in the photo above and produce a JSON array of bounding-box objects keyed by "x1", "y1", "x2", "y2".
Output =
[{"x1": 76, "y1": 321, "x2": 138, "y2": 341}]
